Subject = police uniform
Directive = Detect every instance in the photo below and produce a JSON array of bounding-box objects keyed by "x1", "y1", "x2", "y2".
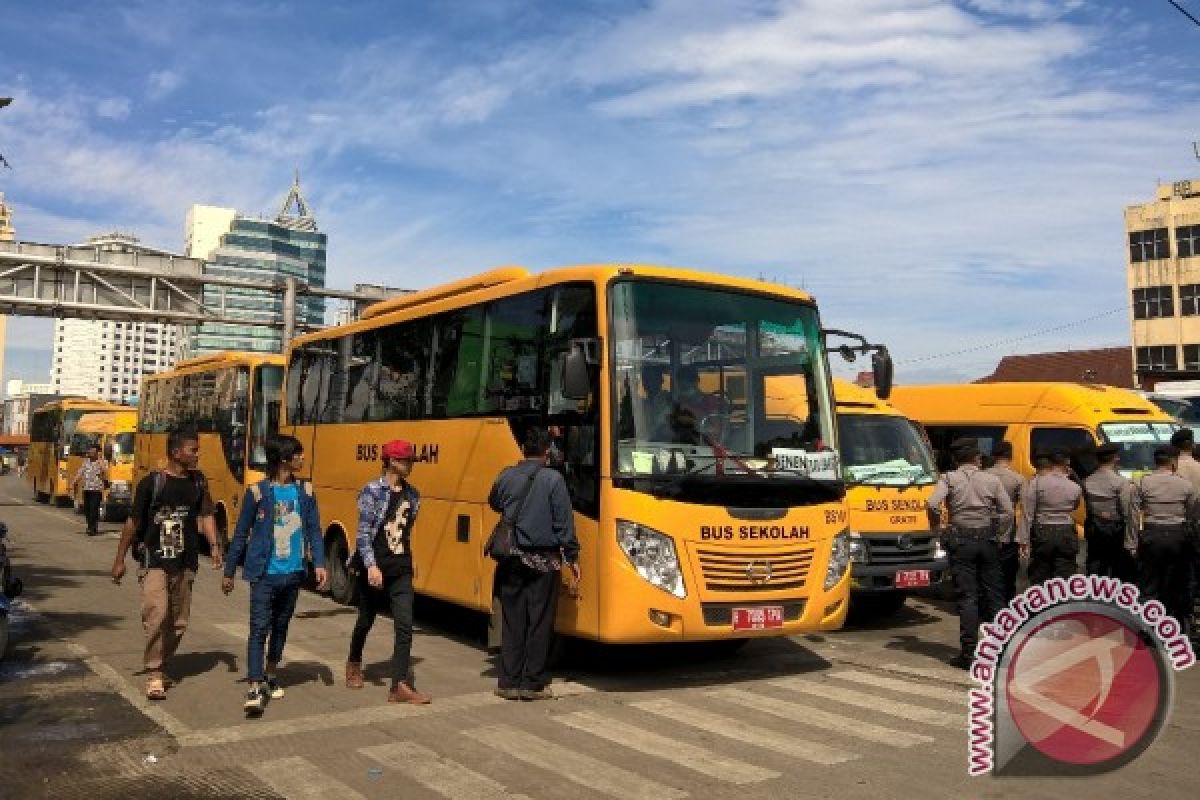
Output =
[
  {"x1": 1133, "y1": 466, "x2": 1196, "y2": 629},
  {"x1": 1020, "y1": 463, "x2": 1082, "y2": 585},
  {"x1": 986, "y1": 461, "x2": 1023, "y2": 603},
  {"x1": 927, "y1": 440, "x2": 1013, "y2": 664},
  {"x1": 1171, "y1": 437, "x2": 1200, "y2": 630},
  {"x1": 1083, "y1": 445, "x2": 1134, "y2": 581}
]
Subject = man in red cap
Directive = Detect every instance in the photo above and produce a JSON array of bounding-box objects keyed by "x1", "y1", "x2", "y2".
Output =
[{"x1": 344, "y1": 439, "x2": 430, "y2": 704}]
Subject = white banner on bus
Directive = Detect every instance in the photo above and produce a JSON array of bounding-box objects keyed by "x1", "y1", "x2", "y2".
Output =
[{"x1": 771, "y1": 448, "x2": 840, "y2": 480}]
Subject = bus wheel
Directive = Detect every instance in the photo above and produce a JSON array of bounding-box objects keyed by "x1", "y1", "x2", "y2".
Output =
[
  {"x1": 34, "y1": 483, "x2": 49, "y2": 504},
  {"x1": 327, "y1": 536, "x2": 359, "y2": 607}
]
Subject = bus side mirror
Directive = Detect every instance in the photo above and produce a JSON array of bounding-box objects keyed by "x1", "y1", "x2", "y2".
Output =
[
  {"x1": 873, "y1": 349, "x2": 894, "y2": 401},
  {"x1": 562, "y1": 339, "x2": 599, "y2": 400}
]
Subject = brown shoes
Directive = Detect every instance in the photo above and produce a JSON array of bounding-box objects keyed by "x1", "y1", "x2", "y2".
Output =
[
  {"x1": 388, "y1": 681, "x2": 431, "y2": 705},
  {"x1": 345, "y1": 661, "x2": 364, "y2": 690}
]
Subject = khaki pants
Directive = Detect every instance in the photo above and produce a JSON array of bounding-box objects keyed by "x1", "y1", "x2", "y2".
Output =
[{"x1": 140, "y1": 567, "x2": 195, "y2": 677}]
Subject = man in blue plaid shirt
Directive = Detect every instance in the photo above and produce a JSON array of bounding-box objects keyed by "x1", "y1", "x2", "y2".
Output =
[{"x1": 343, "y1": 439, "x2": 430, "y2": 704}]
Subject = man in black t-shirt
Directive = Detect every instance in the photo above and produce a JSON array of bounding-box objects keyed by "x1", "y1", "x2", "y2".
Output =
[
  {"x1": 111, "y1": 429, "x2": 222, "y2": 700},
  {"x1": 344, "y1": 439, "x2": 430, "y2": 705}
]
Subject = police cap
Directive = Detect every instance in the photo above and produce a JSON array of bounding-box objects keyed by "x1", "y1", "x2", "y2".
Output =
[
  {"x1": 950, "y1": 437, "x2": 980, "y2": 461},
  {"x1": 991, "y1": 440, "x2": 1013, "y2": 460},
  {"x1": 1170, "y1": 428, "x2": 1194, "y2": 448},
  {"x1": 1154, "y1": 445, "x2": 1179, "y2": 466},
  {"x1": 1032, "y1": 449, "x2": 1053, "y2": 468},
  {"x1": 1049, "y1": 447, "x2": 1071, "y2": 466},
  {"x1": 1094, "y1": 443, "x2": 1120, "y2": 460}
]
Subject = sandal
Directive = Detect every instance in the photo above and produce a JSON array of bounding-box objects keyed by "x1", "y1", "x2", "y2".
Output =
[{"x1": 146, "y1": 677, "x2": 167, "y2": 700}]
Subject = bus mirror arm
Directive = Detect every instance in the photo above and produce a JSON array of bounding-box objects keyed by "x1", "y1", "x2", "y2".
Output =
[
  {"x1": 821, "y1": 329, "x2": 894, "y2": 401},
  {"x1": 562, "y1": 338, "x2": 600, "y2": 400}
]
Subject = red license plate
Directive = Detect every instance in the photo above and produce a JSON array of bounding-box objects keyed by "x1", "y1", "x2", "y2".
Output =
[
  {"x1": 732, "y1": 606, "x2": 785, "y2": 631},
  {"x1": 895, "y1": 569, "x2": 931, "y2": 589}
]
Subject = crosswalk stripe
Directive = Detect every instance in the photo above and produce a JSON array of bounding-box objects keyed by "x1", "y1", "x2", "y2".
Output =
[
  {"x1": 556, "y1": 711, "x2": 779, "y2": 784},
  {"x1": 212, "y1": 622, "x2": 335, "y2": 673},
  {"x1": 463, "y1": 724, "x2": 688, "y2": 800},
  {"x1": 256, "y1": 755, "x2": 367, "y2": 799},
  {"x1": 361, "y1": 742, "x2": 532, "y2": 799},
  {"x1": 707, "y1": 688, "x2": 933, "y2": 747},
  {"x1": 768, "y1": 678, "x2": 966, "y2": 729},
  {"x1": 633, "y1": 698, "x2": 858, "y2": 765},
  {"x1": 830, "y1": 670, "x2": 967, "y2": 704},
  {"x1": 879, "y1": 662, "x2": 973, "y2": 688}
]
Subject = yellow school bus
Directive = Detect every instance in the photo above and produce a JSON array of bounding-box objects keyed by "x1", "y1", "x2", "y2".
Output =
[
  {"x1": 833, "y1": 380, "x2": 945, "y2": 615},
  {"x1": 889, "y1": 382, "x2": 1178, "y2": 531},
  {"x1": 135, "y1": 352, "x2": 285, "y2": 547},
  {"x1": 68, "y1": 410, "x2": 137, "y2": 521},
  {"x1": 284, "y1": 265, "x2": 887, "y2": 644},
  {"x1": 29, "y1": 398, "x2": 124, "y2": 505}
]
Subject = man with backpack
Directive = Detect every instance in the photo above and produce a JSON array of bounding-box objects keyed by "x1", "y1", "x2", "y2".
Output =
[
  {"x1": 488, "y1": 428, "x2": 581, "y2": 700},
  {"x1": 222, "y1": 435, "x2": 328, "y2": 716},
  {"x1": 110, "y1": 429, "x2": 223, "y2": 700}
]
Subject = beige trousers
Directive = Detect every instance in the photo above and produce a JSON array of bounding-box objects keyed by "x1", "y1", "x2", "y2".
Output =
[{"x1": 140, "y1": 567, "x2": 195, "y2": 677}]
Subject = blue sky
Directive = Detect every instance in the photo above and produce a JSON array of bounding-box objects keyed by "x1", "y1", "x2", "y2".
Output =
[{"x1": 2, "y1": 0, "x2": 1199, "y2": 386}]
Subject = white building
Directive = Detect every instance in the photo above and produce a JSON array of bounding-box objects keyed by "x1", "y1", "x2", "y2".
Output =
[{"x1": 50, "y1": 234, "x2": 183, "y2": 404}]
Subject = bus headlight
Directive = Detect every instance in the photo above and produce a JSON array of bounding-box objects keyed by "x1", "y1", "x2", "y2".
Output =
[
  {"x1": 825, "y1": 529, "x2": 851, "y2": 590},
  {"x1": 616, "y1": 520, "x2": 686, "y2": 599},
  {"x1": 848, "y1": 533, "x2": 869, "y2": 565}
]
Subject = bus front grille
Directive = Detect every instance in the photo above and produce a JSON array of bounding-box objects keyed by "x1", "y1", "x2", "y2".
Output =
[
  {"x1": 695, "y1": 547, "x2": 814, "y2": 592},
  {"x1": 863, "y1": 534, "x2": 936, "y2": 566}
]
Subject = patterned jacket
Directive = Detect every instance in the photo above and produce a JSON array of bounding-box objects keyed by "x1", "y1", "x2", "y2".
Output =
[{"x1": 354, "y1": 477, "x2": 421, "y2": 569}]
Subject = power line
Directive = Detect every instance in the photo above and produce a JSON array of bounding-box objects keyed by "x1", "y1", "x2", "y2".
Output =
[
  {"x1": 898, "y1": 305, "x2": 1127, "y2": 365},
  {"x1": 1168, "y1": 0, "x2": 1200, "y2": 28}
]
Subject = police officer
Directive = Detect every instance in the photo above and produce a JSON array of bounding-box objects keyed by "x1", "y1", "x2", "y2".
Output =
[
  {"x1": 1020, "y1": 447, "x2": 1082, "y2": 585},
  {"x1": 985, "y1": 441, "x2": 1023, "y2": 603},
  {"x1": 927, "y1": 438, "x2": 1013, "y2": 669},
  {"x1": 1083, "y1": 444, "x2": 1135, "y2": 582},
  {"x1": 1132, "y1": 446, "x2": 1196, "y2": 633},
  {"x1": 1168, "y1": 429, "x2": 1200, "y2": 634}
]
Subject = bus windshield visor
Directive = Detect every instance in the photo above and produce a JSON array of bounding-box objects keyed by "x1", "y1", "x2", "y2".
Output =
[
  {"x1": 611, "y1": 280, "x2": 837, "y2": 481},
  {"x1": 1099, "y1": 422, "x2": 1177, "y2": 476},
  {"x1": 838, "y1": 415, "x2": 936, "y2": 486}
]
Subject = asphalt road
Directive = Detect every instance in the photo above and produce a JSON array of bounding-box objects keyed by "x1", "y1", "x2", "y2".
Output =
[{"x1": 0, "y1": 473, "x2": 1196, "y2": 799}]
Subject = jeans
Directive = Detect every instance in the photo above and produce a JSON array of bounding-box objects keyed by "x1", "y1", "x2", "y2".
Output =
[
  {"x1": 83, "y1": 489, "x2": 103, "y2": 534},
  {"x1": 946, "y1": 529, "x2": 1003, "y2": 657},
  {"x1": 497, "y1": 559, "x2": 560, "y2": 691},
  {"x1": 247, "y1": 572, "x2": 303, "y2": 682},
  {"x1": 349, "y1": 569, "x2": 414, "y2": 687},
  {"x1": 1028, "y1": 524, "x2": 1079, "y2": 586}
]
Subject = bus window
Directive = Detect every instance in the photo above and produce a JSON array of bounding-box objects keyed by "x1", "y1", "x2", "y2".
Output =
[
  {"x1": 374, "y1": 319, "x2": 433, "y2": 421},
  {"x1": 431, "y1": 306, "x2": 486, "y2": 418},
  {"x1": 481, "y1": 291, "x2": 546, "y2": 414},
  {"x1": 1029, "y1": 427, "x2": 1098, "y2": 478},
  {"x1": 250, "y1": 364, "x2": 283, "y2": 472},
  {"x1": 923, "y1": 425, "x2": 1008, "y2": 473}
]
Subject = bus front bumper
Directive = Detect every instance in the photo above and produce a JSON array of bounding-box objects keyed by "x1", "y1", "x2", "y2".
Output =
[{"x1": 849, "y1": 558, "x2": 949, "y2": 593}]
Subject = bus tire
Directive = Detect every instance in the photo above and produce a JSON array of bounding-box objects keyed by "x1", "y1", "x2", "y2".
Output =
[
  {"x1": 34, "y1": 483, "x2": 49, "y2": 504},
  {"x1": 327, "y1": 534, "x2": 359, "y2": 607}
]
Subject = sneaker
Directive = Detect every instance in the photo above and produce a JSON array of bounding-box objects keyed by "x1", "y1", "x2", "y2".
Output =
[
  {"x1": 518, "y1": 686, "x2": 554, "y2": 701},
  {"x1": 265, "y1": 677, "x2": 285, "y2": 699},
  {"x1": 493, "y1": 687, "x2": 520, "y2": 701},
  {"x1": 243, "y1": 686, "x2": 268, "y2": 715}
]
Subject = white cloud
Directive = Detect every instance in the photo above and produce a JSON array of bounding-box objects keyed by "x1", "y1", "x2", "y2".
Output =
[
  {"x1": 95, "y1": 97, "x2": 132, "y2": 120},
  {"x1": 965, "y1": 0, "x2": 1086, "y2": 20},
  {"x1": 148, "y1": 69, "x2": 183, "y2": 100}
]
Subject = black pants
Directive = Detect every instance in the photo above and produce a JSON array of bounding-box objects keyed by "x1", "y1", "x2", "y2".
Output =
[
  {"x1": 348, "y1": 569, "x2": 414, "y2": 687},
  {"x1": 82, "y1": 490, "x2": 103, "y2": 534},
  {"x1": 497, "y1": 560, "x2": 559, "y2": 691},
  {"x1": 1028, "y1": 525, "x2": 1078, "y2": 586},
  {"x1": 1086, "y1": 520, "x2": 1132, "y2": 581},
  {"x1": 998, "y1": 541, "x2": 1020, "y2": 604},
  {"x1": 946, "y1": 529, "x2": 1003, "y2": 657},
  {"x1": 1139, "y1": 525, "x2": 1192, "y2": 630}
]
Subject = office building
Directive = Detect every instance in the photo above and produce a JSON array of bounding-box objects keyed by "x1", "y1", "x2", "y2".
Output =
[
  {"x1": 183, "y1": 176, "x2": 326, "y2": 356},
  {"x1": 50, "y1": 234, "x2": 181, "y2": 404},
  {"x1": 1126, "y1": 178, "x2": 1200, "y2": 387}
]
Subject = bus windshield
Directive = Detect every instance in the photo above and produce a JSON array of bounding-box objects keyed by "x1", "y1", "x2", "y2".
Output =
[
  {"x1": 1099, "y1": 421, "x2": 1177, "y2": 477},
  {"x1": 612, "y1": 280, "x2": 838, "y2": 492},
  {"x1": 250, "y1": 364, "x2": 284, "y2": 472},
  {"x1": 111, "y1": 432, "x2": 135, "y2": 463},
  {"x1": 838, "y1": 415, "x2": 936, "y2": 486}
]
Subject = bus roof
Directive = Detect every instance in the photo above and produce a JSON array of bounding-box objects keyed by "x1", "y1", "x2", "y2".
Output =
[
  {"x1": 169, "y1": 351, "x2": 286, "y2": 371},
  {"x1": 75, "y1": 410, "x2": 138, "y2": 435},
  {"x1": 303, "y1": 264, "x2": 817, "y2": 346},
  {"x1": 888, "y1": 382, "x2": 1172, "y2": 426},
  {"x1": 34, "y1": 398, "x2": 124, "y2": 415},
  {"x1": 833, "y1": 379, "x2": 898, "y2": 416}
]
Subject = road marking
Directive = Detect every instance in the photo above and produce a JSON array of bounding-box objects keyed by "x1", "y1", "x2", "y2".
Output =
[
  {"x1": 556, "y1": 710, "x2": 779, "y2": 784},
  {"x1": 768, "y1": 678, "x2": 966, "y2": 729},
  {"x1": 361, "y1": 741, "x2": 533, "y2": 799},
  {"x1": 707, "y1": 688, "x2": 933, "y2": 747},
  {"x1": 829, "y1": 669, "x2": 967, "y2": 704},
  {"x1": 463, "y1": 724, "x2": 687, "y2": 800},
  {"x1": 179, "y1": 683, "x2": 594, "y2": 747},
  {"x1": 211, "y1": 622, "x2": 335, "y2": 675},
  {"x1": 878, "y1": 662, "x2": 973, "y2": 688},
  {"x1": 256, "y1": 755, "x2": 367, "y2": 800},
  {"x1": 65, "y1": 641, "x2": 191, "y2": 737},
  {"x1": 633, "y1": 698, "x2": 858, "y2": 765}
]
